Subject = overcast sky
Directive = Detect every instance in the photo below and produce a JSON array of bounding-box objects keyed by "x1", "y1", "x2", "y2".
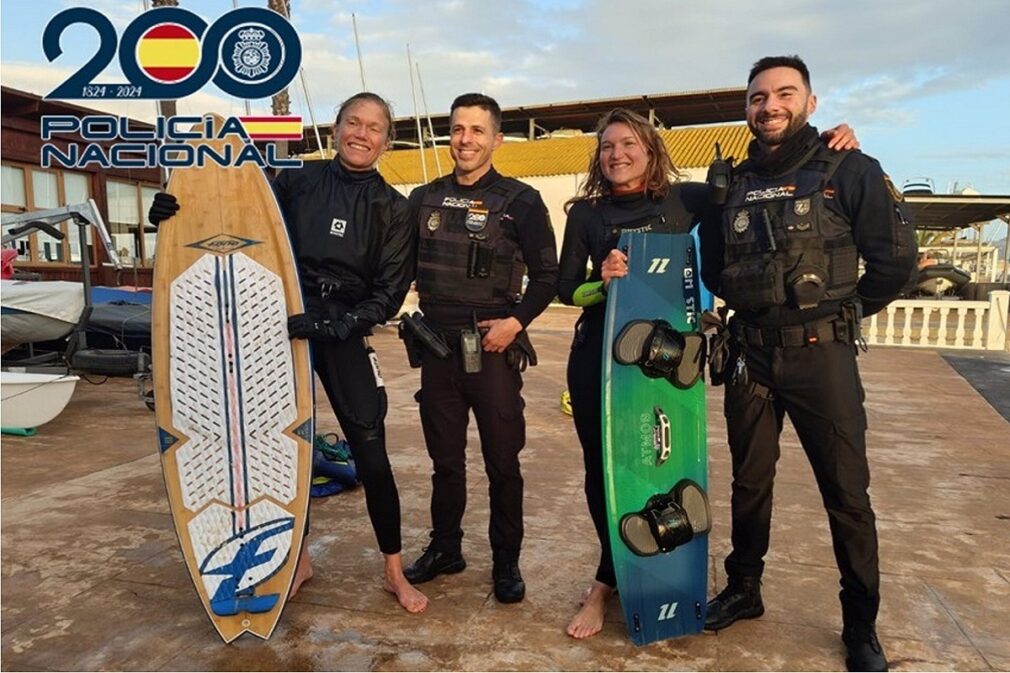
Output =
[{"x1": 2, "y1": 0, "x2": 1009, "y2": 200}]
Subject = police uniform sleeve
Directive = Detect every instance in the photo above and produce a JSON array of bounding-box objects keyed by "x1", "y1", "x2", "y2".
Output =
[
  {"x1": 346, "y1": 191, "x2": 416, "y2": 327},
  {"x1": 509, "y1": 190, "x2": 559, "y2": 328},
  {"x1": 557, "y1": 200, "x2": 594, "y2": 305},
  {"x1": 834, "y1": 155, "x2": 918, "y2": 316}
]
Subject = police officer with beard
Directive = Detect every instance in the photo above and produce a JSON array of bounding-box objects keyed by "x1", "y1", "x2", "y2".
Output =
[
  {"x1": 699, "y1": 56, "x2": 916, "y2": 672},
  {"x1": 402, "y1": 94, "x2": 559, "y2": 603}
]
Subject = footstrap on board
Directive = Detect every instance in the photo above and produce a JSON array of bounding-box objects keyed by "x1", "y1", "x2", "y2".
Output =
[
  {"x1": 619, "y1": 480, "x2": 712, "y2": 557},
  {"x1": 613, "y1": 320, "x2": 705, "y2": 389}
]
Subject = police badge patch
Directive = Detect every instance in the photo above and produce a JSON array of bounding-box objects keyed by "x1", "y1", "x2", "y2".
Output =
[
  {"x1": 232, "y1": 28, "x2": 271, "y2": 79},
  {"x1": 426, "y1": 211, "x2": 441, "y2": 232},
  {"x1": 794, "y1": 198, "x2": 811, "y2": 216},
  {"x1": 733, "y1": 210, "x2": 750, "y2": 234}
]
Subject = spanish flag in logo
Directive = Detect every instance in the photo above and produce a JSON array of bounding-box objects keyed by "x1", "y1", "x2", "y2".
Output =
[
  {"x1": 137, "y1": 23, "x2": 200, "y2": 84},
  {"x1": 238, "y1": 117, "x2": 304, "y2": 141}
]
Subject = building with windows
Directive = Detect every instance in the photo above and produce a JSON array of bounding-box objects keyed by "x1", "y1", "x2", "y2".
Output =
[{"x1": 1, "y1": 86, "x2": 162, "y2": 285}]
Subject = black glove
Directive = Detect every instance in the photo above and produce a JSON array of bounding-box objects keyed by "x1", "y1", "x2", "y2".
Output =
[
  {"x1": 506, "y1": 330, "x2": 538, "y2": 372},
  {"x1": 287, "y1": 311, "x2": 358, "y2": 342},
  {"x1": 148, "y1": 192, "x2": 179, "y2": 227}
]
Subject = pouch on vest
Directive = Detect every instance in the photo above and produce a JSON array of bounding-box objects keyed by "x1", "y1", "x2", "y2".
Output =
[
  {"x1": 613, "y1": 319, "x2": 705, "y2": 389},
  {"x1": 467, "y1": 242, "x2": 494, "y2": 279},
  {"x1": 719, "y1": 258, "x2": 787, "y2": 311},
  {"x1": 786, "y1": 263, "x2": 829, "y2": 310},
  {"x1": 619, "y1": 479, "x2": 712, "y2": 556}
]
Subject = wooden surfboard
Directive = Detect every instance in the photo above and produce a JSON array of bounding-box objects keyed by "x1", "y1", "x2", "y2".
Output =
[{"x1": 152, "y1": 116, "x2": 313, "y2": 642}]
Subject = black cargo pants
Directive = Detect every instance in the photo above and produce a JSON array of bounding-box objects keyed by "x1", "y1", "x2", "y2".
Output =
[
  {"x1": 723, "y1": 337, "x2": 881, "y2": 626},
  {"x1": 418, "y1": 346, "x2": 526, "y2": 564}
]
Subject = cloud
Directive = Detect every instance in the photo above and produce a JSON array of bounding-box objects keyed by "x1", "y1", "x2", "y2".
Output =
[
  {"x1": 263, "y1": 0, "x2": 1010, "y2": 134},
  {"x1": 3, "y1": 0, "x2": 1007, "y2": 192},
  {"x1": 13, "y1": 0, "x2": 1005, "y2": 132},
  {"x1": 918, "y1": 148, "x2": 1010, "y2": 161}
]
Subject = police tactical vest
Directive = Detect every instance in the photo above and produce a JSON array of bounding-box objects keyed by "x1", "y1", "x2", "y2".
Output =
[
  {"x1": 720, "y1": 146, "x2": 858, "y2": 311},
  {"x1": 416, "y1": 175, "x2": 530, "y2": 307}
]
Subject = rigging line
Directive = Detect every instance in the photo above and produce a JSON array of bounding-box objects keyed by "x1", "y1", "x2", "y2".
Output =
[
  {"x1": 296, "y1": 68, "x2": 324, "y2": 156},
  {"x1": 232, "y1": 0, "x2": 252, "y2": 116},
  {"x1": 352, "y1": 13, "x2": 367, "y2": 90},
  {"x1": 406, "y1": 43, "x2": 428, "y2": 183},
  {"x1": 291, "y1": 75, "x2": 324, "y2": 159},
  {"x1": 415, "y1": 60, "x2": 442, "y2": 177}
]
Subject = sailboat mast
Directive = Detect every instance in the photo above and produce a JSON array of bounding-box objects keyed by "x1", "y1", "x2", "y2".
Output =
[
  {"x1": 416, "y1": 61, "x2": 442, "y2": 177},
  {"x1": 149, "y1": 0, "x2": 177, "y2": 186},
  {"x1": 406, "y1": 43, "x2": 429, "y2": 183},
  {"x1": 233, "y1": 0, "x2": 251, "y2": 116},
  {"x1": 352, "y1": 13, "x2": 367, "y2": 90}
]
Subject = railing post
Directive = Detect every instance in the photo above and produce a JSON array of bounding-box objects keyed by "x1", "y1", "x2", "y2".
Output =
[
  {"x1": 985, "y1": 290, "x2": 1009, "y2": 351},
  {"x1": 919, "y1": 306, "x2": 933, "y2": 347}
]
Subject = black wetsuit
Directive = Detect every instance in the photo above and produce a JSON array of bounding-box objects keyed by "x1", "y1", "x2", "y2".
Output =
[
  {"x1": 697, "y1": 126, "x2": 917, "y2": 628},
  {"x1": 273, "y1": 159, "x2": 415, "y2": 555},
  {"x1": 557, "y1": 184, "x2": 707, "y2": 587},
  {"x1": 407, "y1": 167, "x2": 558, "y2": 564}
]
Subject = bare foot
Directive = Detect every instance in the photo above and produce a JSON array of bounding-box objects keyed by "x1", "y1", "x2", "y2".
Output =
[
  {"x1": 383, "y1": 553, "x2": 429, "y2": 614},
  {"x1": 288, "y1": 541, "x2": 313, "y2": 599},
  {"x1": 566, "y1": 581, "x2": 614, "y2": 639},
  {"x1": 578, "y1": 585, "x2": 593, "y2": 606},
  {"x1": 383, "y1": 576, "x2": 429, "y2": 613}
]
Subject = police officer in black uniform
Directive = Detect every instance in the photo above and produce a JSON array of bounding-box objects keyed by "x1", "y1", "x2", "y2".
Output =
[
  {"x1": 698, "y1": 56, "x2": 916, "y2": 672},
  {"x1": 402, "y1": 94, "x2": 559, "y2": 604},
  {"x1": 149, "y1": 92, "x2": 429, "y2": 614}
]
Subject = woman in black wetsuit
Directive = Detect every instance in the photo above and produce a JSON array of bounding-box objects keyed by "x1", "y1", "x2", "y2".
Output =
[
  {"x1": 148, "y1": 93, "x2": 429, "y2": 614},
  {"x1": 556, "y1": 108, "x2": 707, "y2": 638},
  {"x1": 557, "y1": 108, "x2": 858, "y2": 638}
]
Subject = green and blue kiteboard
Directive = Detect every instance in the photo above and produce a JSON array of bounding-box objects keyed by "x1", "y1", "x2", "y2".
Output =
[{"x1": 602, "y1": 231, "x2": 709, "y2": 646}]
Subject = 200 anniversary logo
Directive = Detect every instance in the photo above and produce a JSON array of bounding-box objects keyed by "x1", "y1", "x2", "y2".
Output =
[{"x1": 41, "y1": 6, "x2": 303, "y2": 169}]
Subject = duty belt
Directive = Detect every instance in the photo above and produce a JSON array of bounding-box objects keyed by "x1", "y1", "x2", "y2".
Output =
[
  {"x1": 436, "y1": 328, "x2": 466, "y2": 350},
  {"x1": 733, "y1": 317, "x2": 854, "y2": 348}
]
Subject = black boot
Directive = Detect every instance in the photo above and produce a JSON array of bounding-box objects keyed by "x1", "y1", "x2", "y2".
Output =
[
  {"x1": 403, "y1": 547, "x2": 466, "y2": 584},
  {"x1": 492, "y1": 562, "x2": 525, "y2": 603},
  {"x1": 705, "y1": 577, "x2": 764, "y2": 631},
  {"x1": 842, "y1": 623, "x2": 888, "y2": 672}
]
